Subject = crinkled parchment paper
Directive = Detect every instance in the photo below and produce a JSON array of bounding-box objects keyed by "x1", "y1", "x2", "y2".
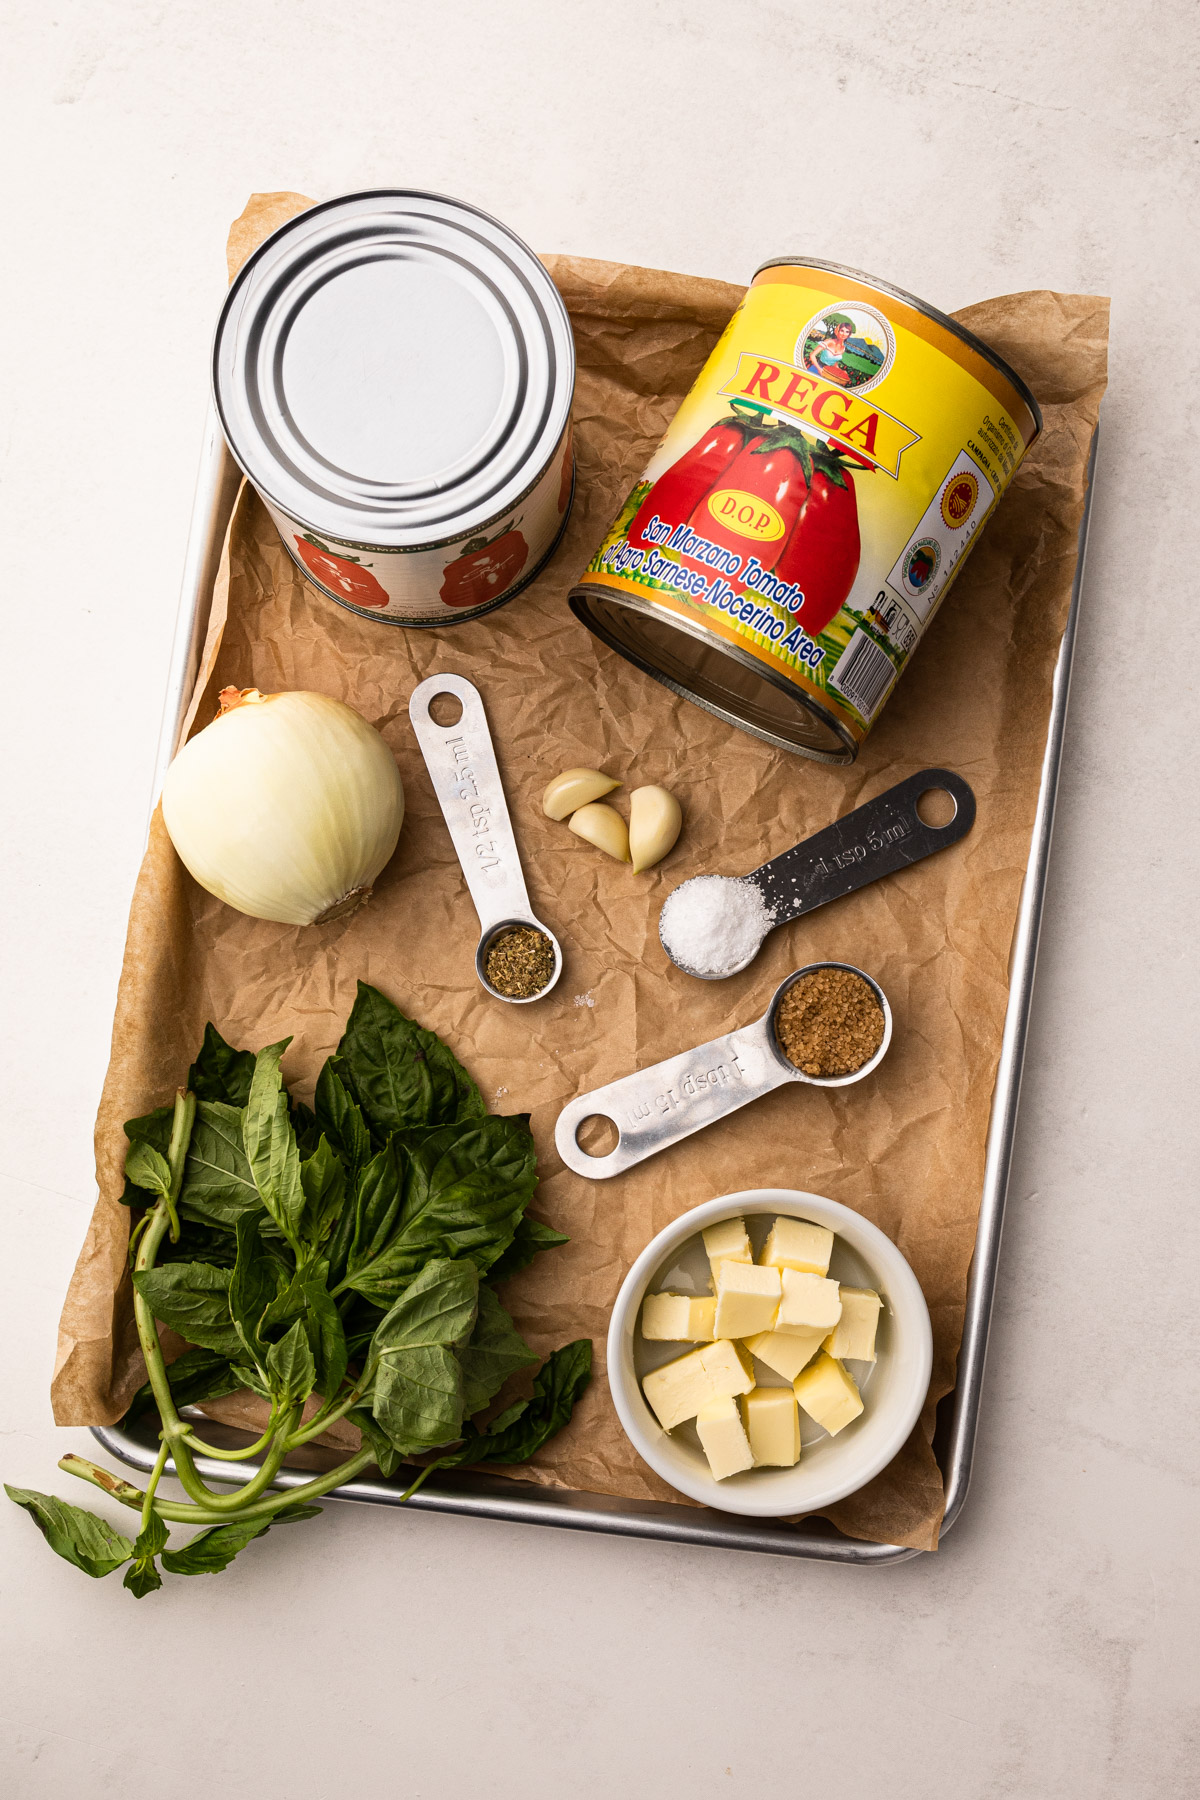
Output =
[{"x1": 53, "y1": 194, "x2": 1108, "y2": 1551}]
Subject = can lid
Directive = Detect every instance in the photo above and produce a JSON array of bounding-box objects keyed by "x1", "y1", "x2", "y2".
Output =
[{"x1": 213, "y1": 191, "x2": 575, "y2": 547}]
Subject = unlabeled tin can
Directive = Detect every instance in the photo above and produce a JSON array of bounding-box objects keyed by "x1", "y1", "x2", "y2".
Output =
[
  {"x1": 213, "y1": 191, "x2": 576, "y2": 627},
  {"x1": 570, "y1": 259, "x2": 1040, "y2": 762}
]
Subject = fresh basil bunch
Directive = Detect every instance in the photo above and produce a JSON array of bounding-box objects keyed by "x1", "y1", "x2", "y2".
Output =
[{"x1": 8, "y1": 983, "x2": 590, "y2": 1596}]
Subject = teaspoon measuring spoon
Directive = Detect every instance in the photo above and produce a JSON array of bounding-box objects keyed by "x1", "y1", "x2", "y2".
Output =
[
  {"x1": 555, "y1": 961, "x2": 891, "y2": 1180},
  {"x1": 660, "y1": 767, "x2": 976, "y2": 980},
  {"x1": 409, "y1": 673, "x2": 562, "y2": 1004}
]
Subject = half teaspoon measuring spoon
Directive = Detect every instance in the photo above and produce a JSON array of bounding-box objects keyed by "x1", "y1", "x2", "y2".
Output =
[
  {"x1": 659, "y1": 767, "x2": 975, "y2": 980},
  {"x1": 555, "y1": 962, "x2": 891, "y2": 1180},
  {"x1": 409, "y1": 673, "x2": 563, "y2": 1004}
]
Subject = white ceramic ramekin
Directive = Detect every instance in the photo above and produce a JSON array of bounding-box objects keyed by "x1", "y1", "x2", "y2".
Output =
[{"x1": 606, "y1": 1189, "x2": 933, "y2": 1518}]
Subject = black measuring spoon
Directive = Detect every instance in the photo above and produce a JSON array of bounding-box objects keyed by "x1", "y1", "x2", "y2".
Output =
[{"x1": 658, "y1": 768, "x2": 976, "y2": 980}]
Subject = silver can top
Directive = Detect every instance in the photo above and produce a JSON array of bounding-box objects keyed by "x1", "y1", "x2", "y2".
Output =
[{"x1": 213, "y1": 190, "x2": 575, "y2": 547}]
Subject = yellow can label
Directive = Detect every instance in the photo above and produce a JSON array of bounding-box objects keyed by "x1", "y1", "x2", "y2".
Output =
[{"x1": 577, "y1": 264, "x2": 1038, "y2": 754}]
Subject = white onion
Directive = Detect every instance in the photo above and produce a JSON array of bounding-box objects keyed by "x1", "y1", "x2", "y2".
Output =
[{"x1": 162, "y1": 687, "x2": 405, "y2": 925}]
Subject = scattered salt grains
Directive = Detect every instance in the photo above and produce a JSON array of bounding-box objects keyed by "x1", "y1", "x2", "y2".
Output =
[
  {"x1": 659, "y1": 875, "x2": 775, "y2": 977},
  {"x1": 573, "y1": 992, "x2": 596, "y2": 1009}
]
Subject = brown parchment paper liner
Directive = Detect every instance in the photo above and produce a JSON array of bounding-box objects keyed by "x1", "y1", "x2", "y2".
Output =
[{"x1": 53, "y1": 194, "x2": 1108, "y2": 1552}]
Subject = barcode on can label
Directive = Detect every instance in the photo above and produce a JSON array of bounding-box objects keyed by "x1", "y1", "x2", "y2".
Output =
[{"x1": 829, "y1": 630, "x2": 897, "y2": 721}]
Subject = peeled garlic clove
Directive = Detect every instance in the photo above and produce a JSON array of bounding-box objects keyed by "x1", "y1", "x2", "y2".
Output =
[
  {"x1": 568, "y1": 801, "x2": 631, "y2": 863},
  {"x1": 629, "y1": 785, "x2": 683, "y2": 873},
  {"x1": 543, "y1": 767, "x2": 620, "y2": 821}
]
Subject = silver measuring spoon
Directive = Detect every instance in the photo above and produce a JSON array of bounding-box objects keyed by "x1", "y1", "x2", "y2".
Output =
[
  {"x1": 659, "y1": 767, "x2": 976, "y2": 980},
  {"x1": 409, "y1": 673, "x2": 562, "y2": 1004},
  {"x1": 554, "y1": 961, "x2": 891, "y2": 1179}
]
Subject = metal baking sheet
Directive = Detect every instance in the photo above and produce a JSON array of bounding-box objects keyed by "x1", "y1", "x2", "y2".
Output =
[{"x1": 94, "y1": 410, "x2": 1099, "y2": 1565}]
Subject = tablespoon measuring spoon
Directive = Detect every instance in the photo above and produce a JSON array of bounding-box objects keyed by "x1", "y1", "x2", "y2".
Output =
[
  {"x1": 409, "y1": 673, "x2": 562, "y2": 1004},
  {"x1": 555, "y1": 961, "x2": 891, "y2": 1179},
  {"x1": 660, "y1": 767, "x2": 976, "y2": 980}
]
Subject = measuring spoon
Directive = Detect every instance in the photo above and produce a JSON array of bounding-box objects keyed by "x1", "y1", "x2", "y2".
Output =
[
  {"x1": 555, "y1": 962, "x2": 891, "y2": 1180},
  {"x1": 660, "y1": 767, "x2": 976, "y2": 980},
  {"x1": 409, "y1": 673, "x2": 562, "y2": 1004}
]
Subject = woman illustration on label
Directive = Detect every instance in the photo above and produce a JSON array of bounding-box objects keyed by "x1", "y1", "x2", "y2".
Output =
[{"x1": 804, "y1": 317, "x2": 854, "y2": 387}]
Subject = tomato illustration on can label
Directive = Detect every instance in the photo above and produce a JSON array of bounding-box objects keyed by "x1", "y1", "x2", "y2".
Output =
[
  {"x1": 293, "y1": 534, "x2": 389, "y2": 608},
  {"x1": 266, "y1": 427, "x2": 570, "y2": 626},
  {"x1": 439, "y1": 519, "x2": 529, "y2": 608},
  {"x1": 572, "y1": 262, "x2": 1040, "y2": 762}
]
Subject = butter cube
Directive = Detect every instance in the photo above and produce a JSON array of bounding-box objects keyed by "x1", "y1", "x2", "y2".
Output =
[
  {"x1": 641, "y1": 1338, "x2": 754, "y2": 1431},
  {"x1": 743, "y1": 1387, "x2": 801, "y2": 1467},
  {"x1": 744, "y1": 1327, "x2": 825, "y2": 1383},
  {"x1": 640, "y1": 1292, "x2": 717, "y2": 1342},
  {"x1": 696, "y1": 1396, "x2": 755, "y2": 1480},
  {"x1": 702, "y1": 1217, "x2": 752, "y2": 1283},
  {"x1": 823, "y1": 1287, "x2": 882, "y2": 1362},
  {"x1": 714, "y1": 1260, "x2": 781, "y2": 1340},
  {"x1": 776, "y1": 1269, "x2": 842, "y2": 1335},
  {"x1": 760, "y1": 1217, "x2": 834, "y2": 1277},
  {"x1": 793, "y1": 1352, "x2": 863, "y2": 1436}
]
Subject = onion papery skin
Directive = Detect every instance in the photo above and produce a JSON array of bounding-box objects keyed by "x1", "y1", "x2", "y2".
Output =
[{"x1": 161, "y1": 690, "x2": 405, "y2": 926}]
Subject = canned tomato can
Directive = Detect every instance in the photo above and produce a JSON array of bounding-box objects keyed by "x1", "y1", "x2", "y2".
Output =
[
  {"x1": 213, "y1": 191, "x2": 576, "y2": 627},
  {"x1": 570, "y1": 258, "x2": 1040, "y2": 762}
]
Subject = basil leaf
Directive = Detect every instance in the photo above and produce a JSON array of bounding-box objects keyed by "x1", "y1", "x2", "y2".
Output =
[
  {"x1": 333, "y1": 982, "x2": 486, "y2": 1140},
  {"x1": 486, "y1": 1215, "x2": 569, "y2": 1283},
  {"x1": 188, "y1": 1023, "x2": 255, "y2": 1107},
  {"x1": 5, "y1": 1486, "x2": 134, "y2": 1578},
  {"x1": 131, "y1": 1262, "x2": 242, "y2": 1358},
  {"x1": 457, "y1": 1286, "x2": 538, "y2": 1418},
  {"x1": 228, "y1": 1215, "x2": 277, "y2": 1362},
  {"x1": 444, "y1": 1340, "x2": 592, "y2": 1469},
  {"x1": 123, "y1": 1511, "x2": 168, "y2": 1597},
  {"x1": 314, "y1": 1060, "x2": 371, "y2": 1179},
  {"x1": 266, "y1": 1319, "x2": 316, "y2": 1408},
  {"x1": 161, "y1": 1502, "x2": 321, "y2": 1576},
  {"x1": 120, "y1": 1105, "x2": 173, "y2": 1206},
  {"x1": 124, "y1": 1140, "x2": 171, "y2": 1198},
  {"x1": 339, "y1": 1117, "x2": 537, "y2": 1306},
  {"x1": 299, "y1": 1136, "x2": 347, "y2": 1249},
  {"x1": 369, "y1": 1259, "x2": 479, "y2": 1455},
  {"x1": 243, "y1": 1042, "x2": 306, "y2": 1249},
  {"x1": 347, "y1": 1408, "x2": 405, "y2": 1478},
  {"x1": 155, "y1": 1219, "x2": 239, "y2": 1270},
  {"x1": 291, "y1": 1099, "x2": 322, "y2": 1160},
  {"x1": 178, "y1": 1101, "x2": 260, "y2": 1228},
  {"x1": 126, "y1": 1345, "x2": 241, "y2": 1422},
  {"x1": 302, "y1": 1272, "x2": 348, "y2": 1402}
]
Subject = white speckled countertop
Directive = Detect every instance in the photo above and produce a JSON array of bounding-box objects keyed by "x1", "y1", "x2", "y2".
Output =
[{"x1": 2, "y1": 3, "x2": 1197, "y2": 1793}]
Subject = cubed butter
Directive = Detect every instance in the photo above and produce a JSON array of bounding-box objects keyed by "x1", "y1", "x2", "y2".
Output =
[
  {"x1": 696, "y1": 1396, "x2": 755, "y2": 1480},
  {"x1": 793, "y1": 1351, "x2": 863, "y2": 1436},
  {"x1": 702, "y1": 1217, "x2": 752, "y2": 1282},
  {"x1": 714, "y1": 1260, "x2": 781, "y2": 1339},
  {"x1": 775, "y1": 1269, "x2": 842, "y2": 1335},
  {"x1": 823, "y1": 1286, "x2": 882, "y2": 1362},
  {"x1": 744, "y1": 1327, "x2": 826, "y2": 1383},
  {"x1": 641, "y1": 1338, "x2": 754, "y2": 1431},
  {"x1": 760, "y1": 1217, "x2": 834, "y2": 1276},
  {"x1": 743, "y1": 1387, "x2": 801, "y2": 1467},
  {"x1": 640, "y1": 1292, "x2": 717, "y2": 1342}
]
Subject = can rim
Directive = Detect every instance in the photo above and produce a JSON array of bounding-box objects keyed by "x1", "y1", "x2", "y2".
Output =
[
  {"x1": 213, "y1": 188, "x2": 576, "y2": 547},
  {"x1": 753, "y1": 256, "x2": 1043, "y2": 442},
  {"x1": 570, "y1": 583, "x2": 858, "y2": 764}
]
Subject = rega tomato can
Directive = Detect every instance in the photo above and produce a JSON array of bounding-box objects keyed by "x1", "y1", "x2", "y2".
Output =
[
  {"x1": 213, "y1": 191, "x2": 575, "y2": 627},
  {"x1": 570, "y1": 259, "x2": 1040, "y2": 761}
]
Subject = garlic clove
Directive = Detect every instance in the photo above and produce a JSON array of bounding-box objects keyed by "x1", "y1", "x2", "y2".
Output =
[
  {"x1": 629, "y1": 785, "x2": 683, "y2": 873},
  {"x1": 568, "y1": 801, "x2": 631, "y2": 863},
  {"x1": 542, "y1": 767, "x2": 620, "y2": 820}
]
